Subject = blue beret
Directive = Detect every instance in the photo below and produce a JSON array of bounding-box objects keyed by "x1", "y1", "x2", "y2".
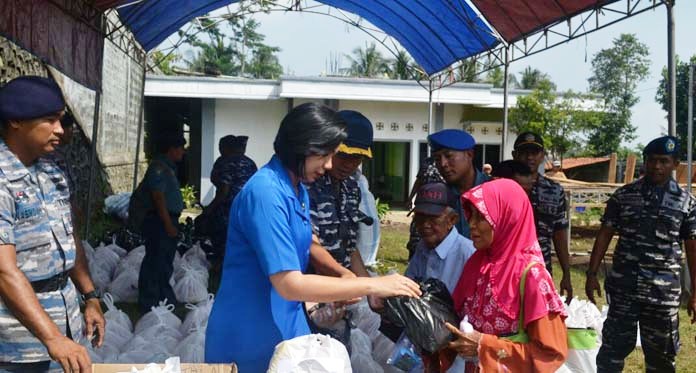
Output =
[
  {"x1": 644, "y1": 135, "x2": 679, "y2": 156},
  {"x1": 0, "y1": 76, "x2": 65, "y2": 122},
  {"x1": 428, "y1": 129, "x2": 475, "y2": 152}
]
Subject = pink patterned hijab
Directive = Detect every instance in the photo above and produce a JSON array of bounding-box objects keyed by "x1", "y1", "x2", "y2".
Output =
[{"x1": 452, "y1": 179, "x2": 565, "y2": 334}]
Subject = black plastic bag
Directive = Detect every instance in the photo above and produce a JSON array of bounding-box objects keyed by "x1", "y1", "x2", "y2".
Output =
[{"x1": 383, "y1": 278, "x2": 459, "y2": 354}]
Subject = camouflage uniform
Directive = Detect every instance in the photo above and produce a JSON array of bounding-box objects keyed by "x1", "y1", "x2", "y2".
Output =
[
  {"x1": 530, "y1": 175, "x2": 568, "y2": 274},
  {"x1": 0, "y1": 140, "x2": 84, "y2": 364},
  {"x1": 597, "y1": 178, "x2": 696, "y2": 373},
  {"x1": 407, "y1": 158, "x2": 444, "y2": 258},
  {"x1": 308, "y1": 173, "x2": 361, "y2": 269},
  {"x1": 209, "y1": 155, "x2": 257, "y2": 248}
]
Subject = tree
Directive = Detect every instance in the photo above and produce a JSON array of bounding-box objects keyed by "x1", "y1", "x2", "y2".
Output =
[
  {"x1": 388, "y1": 49, "x2": 414, "y2": 80},
  {"x1": 510, "y1": 80, "x2": 601, "y2": 161},
  {"x1": 346, "y1": 42, "x2": 389, "y2": 78},
  {"x1": 655, "y1": 55, "x2": 696, "y2": 159},
  {"x1": 483, "y1": 67, "x2": 519, "y2": 88},
  {"x1": 518, "y1": 66, "x2": 556, "y2": 90},
  {"x1": 180, "y1": 12, "x2": 282, "y2": 78},
  {"x1": 149, "y1": 50, "x2": 180, "y2": 75},
  {"x1": 587, "y1": 33, "x2": 650, "y2": 155}
]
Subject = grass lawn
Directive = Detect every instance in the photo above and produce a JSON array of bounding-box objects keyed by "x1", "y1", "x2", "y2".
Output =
[{"x1": 376, "y1": 222, "x2": 696, "y2": 372}]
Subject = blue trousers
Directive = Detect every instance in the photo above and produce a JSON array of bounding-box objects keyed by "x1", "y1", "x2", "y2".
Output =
[{"x1": 138, "y1": 214, "x2": 178, "y2": 313}]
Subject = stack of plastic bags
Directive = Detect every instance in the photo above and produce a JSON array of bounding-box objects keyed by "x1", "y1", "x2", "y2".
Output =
[
  {"x1": 349, "y1": 299, "x2": 402, "y2": 373},
  {"x1": 104, "y1": 192, "x2": 132, "y2": 222},
  {"x1": 174, "y1": 294, "x2": 215, "y2": 363}
]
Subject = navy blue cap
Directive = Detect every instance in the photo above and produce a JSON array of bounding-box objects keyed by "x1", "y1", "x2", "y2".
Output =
[
  {"x1": 644, "y1": 136, "x2": 679, "y2": 156},
  {"x1": 0, "y1": 76, "x2": 65, "y2": 122},
  {"x1": 514, "y1": 132, "x2": 544, "y2": 150},
  {"x1": 428, "y1": 129, "x2": 475, "y2": 152},
  {"x1": 412, "y1": 182, "x2": 457, "y2": 216},
  {"x1": 337, "y1": 110, "x2": 373, "y2": 158}
]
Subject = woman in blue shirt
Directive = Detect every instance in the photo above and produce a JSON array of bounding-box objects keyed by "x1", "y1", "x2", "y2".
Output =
[{"x1": 205, "y1": 103, "x2": 421, "y2": 372}]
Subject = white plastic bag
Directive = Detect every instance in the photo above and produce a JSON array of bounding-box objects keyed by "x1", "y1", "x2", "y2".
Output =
[
  {"x1": 105, "y1": 238, "x2": 128, "y2": 259},
  {"x1": 136, "y1": 322, "x2": 183, "y2": 353},
  {"x1": 350, "y1": 329, "x2": 383, "y2": 373},
  {"x1": 180, "y1": 294, "x2": 214, "y2": 334},
  {"x1": 96, "y1": 344, "x2": 120, "y2": 363},
  {"x1": 182, "y1": 243, "x2": 210, "y2": 270},
  {"x1": 350, "y1": 299, "x2": 381, "y2": 341},
  {"x1": 102, "y1": 293, "x2": 133, "y2": 332},
  {"x1": 173, "y1": 268, "x2": 208, "y2": 304},
  {"x1": 94, "y1": 243, "x2": 121, "y2": 277},
  {"x1": 107, "y1": 267, "x2": 139, "y2": 303},
  {"x1": 102, "y1": 316, "x2": 133, "y2": 351},
  {"x1": 267, "y1": 334, "x2": 352, "y2": 373},
  {"x1": 135, "y1": 300, "x2": 182, "y2": 334},
  {"x1": 174, "y1": 327, "x2": 206, "y2": 363},
  {"x1": 89, "y1": 260, "x2": 112, "y2": 294}
]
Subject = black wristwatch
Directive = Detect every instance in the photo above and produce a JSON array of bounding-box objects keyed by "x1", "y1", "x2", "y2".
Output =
[
  {"x1": 585, "y1": 269, "x2": 598, "y2": 277},
  {"x1": 82, "y1": 290, "x2": 100, "y2": 302}
]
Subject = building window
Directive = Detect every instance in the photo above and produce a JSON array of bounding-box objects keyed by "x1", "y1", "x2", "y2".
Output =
[{"x1": 473, "y1": 144, "x2": 501, "y2": 170}]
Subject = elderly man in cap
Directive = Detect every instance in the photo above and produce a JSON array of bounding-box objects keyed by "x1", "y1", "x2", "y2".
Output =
[
  {"x1": 586, "y1": 136, "x2": 696, "y2": 373},
  {"x1": 0, "y1": 76, "x2": 104, "y2": 372},
  {"x1": 137, "y1": 131, "x2": 186, "y2": 312},
  {"x1": 405, "y1": 182, "x2": 475, "y2": 293},
  {"x1": 427, "y1": 129, "x2": 489, "y2": 238},
  {"x1": 202, "y1": 135, "x2": 257, "y2": 256},
  {"x1": 512, "y1": 132, "x2": 573, "y2": 300}
]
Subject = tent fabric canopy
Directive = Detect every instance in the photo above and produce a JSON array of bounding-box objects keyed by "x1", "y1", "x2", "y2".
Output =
[{"x1": 102, "y1": 0, "x2": 615, "y2": 76}]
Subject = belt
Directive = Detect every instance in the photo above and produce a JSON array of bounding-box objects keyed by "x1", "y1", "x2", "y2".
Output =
[{"x1": 30, "y1": 272, "x2": 69, "y2": 293}]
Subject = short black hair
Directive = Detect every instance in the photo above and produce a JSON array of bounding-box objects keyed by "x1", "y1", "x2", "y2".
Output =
[
  {"x1": 491, "y1": 160, "x2": 532, "y2": 179},
  {"x1": 157, "y1": 132, "x2": 186, "y2": 153},
  {"x1": 274, "y1": 103, "x2": 347, "y2": 177}
]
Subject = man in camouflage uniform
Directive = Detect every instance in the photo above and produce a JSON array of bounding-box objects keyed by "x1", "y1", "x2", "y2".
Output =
[
  {"x1": 0, "y1": 76, "x2": 104, "y2": 372},
  {"x1": 309, "y1": 110, "x2": 373, "y2": 277},
  {"x1": 586, "y1": 136, "x2": 696, "y2": 373},
  {"x1": 202, "y1": 135, "x2": 257, "y2": 254},
  {"x1": 513, "y1": 132, "x2": 573, "y2": 299}
]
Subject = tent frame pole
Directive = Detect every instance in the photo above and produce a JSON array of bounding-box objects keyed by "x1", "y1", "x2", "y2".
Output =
[
  {"x1": 427, "y1": 79, "x2": 433, "y2": 156},
  {"x1": 667, "y1": 0, "x2": 676, "y2": 137},
  {"x1": 132, "y1": 56, "x2": 148, "y2": 192},
  {"x1": 689, "y1": 64, "x2": 694, "y2": 193},
  {"x1": 84, "y1": 92, "x2": 101, "y2": 240},
  {"x1": 501, "y1": 45, "x2": 510, "y2": 162}
]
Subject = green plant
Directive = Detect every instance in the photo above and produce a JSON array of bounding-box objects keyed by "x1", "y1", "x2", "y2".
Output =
[
  {"x1": 376, "y1": 198, "x2": 390, "y2": 222},
  {"x1": 180, "y1": 185, "x2": 198, "y2": 210}
]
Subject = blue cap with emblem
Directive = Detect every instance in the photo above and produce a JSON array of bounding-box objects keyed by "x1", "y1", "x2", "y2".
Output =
[
  {"x1": 428, "y1": 129, "x2": 476, "y2": 152},
  {"x1": 643, "y1": 136, "x2": 679, "y2": 157},
  {"x1": 337, "y1": 110, "x2": 374, "y2": 159},
  {"x1": 0, "y1": 76, "x2": 65, "y2": 122}
]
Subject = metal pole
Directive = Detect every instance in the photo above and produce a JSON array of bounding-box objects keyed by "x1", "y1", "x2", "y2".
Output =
[
  {"x1": 132, "y1": 58, "x2": 147, "y2": 192},
  {"x1": 427, "y1": 79, "x2": 433, "y2": 156},
  {"x1": 667, "y1": 1, "x2": 677, "y2": 136},
  {"x1": 501, "y1": 46, "x2": 510, "y2": 161},
  {"x1": 689, "y1": 64, "x2": 694, "y2": 193},
  {"x1": 84, "y1": 91, "x2": 101, "y2": 240}
]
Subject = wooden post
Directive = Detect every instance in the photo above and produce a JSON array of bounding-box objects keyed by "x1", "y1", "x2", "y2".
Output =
[
  {"x1": 625, "y1": 154, "x2": 637, "y2": 184},
  {"x1": 608, "y1": 153, "x2": 617, "y2": 183}
]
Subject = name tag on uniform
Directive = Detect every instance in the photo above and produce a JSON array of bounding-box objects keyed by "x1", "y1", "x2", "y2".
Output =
[{"x1": 15, "y1": 191, "x2": 42, "y2": 220}]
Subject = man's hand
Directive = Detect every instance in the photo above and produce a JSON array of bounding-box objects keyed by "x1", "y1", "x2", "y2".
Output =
[
  {"x1": 559, "y1": 272, "x2": 573, "y2": 304},
  {"x1": 45, "y1": 335, "x2": 92, "y2": 373},
  {"x1": 83, "y1": 299, "x2": 105, "y2": 347},
  {"x1": 445, "y1": 322, "x2": 482, "y2": 358},
  {"x1": 585, "y1": 274, "x2": 602, "y2": 304}
]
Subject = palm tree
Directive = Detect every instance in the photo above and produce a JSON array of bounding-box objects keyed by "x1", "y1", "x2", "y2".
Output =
[
  {"x1": 346, "y1": 42, "x2": 389, "y2": 78},
  {"x1": 519, "y1": 66, "x2": 556, "y2": 90},
  {"x1": 388, "y1": 49, "x2": 413, "y2": 80}
]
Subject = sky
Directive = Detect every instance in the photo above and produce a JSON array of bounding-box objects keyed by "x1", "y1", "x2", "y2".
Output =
[{"x1": 169, "y1": 1, "x2": 696, "y2": 148}]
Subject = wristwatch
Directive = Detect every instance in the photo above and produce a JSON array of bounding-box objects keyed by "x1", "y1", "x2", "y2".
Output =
[
  {"x1": 82, "y1": 290, "x2": 100, "y2": 302},
  {"x1": 585, "y1": 269, "x2": 598, "y2": 277}
]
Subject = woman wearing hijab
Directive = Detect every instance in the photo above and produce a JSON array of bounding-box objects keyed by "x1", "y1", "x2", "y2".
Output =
[
  {"x1": 444, "y1": 178, "x2": 568, "y2": 372},
  {"x1": 205, "y1": 103, "x2": 421, "y2": 372}
]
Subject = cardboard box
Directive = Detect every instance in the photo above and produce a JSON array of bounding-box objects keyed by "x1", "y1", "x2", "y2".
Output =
[{"x1": 92, "y1": 363, "x2": 237, "y2": 373}]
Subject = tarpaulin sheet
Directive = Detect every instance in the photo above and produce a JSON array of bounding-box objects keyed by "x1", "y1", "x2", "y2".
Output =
[
  {"x1": 0, "y1": 0, "x2": 104, "y2": 90},
  {"x1": 113, "y1": 0, "x2": 498, "y2": 76},
  {"x1": 470, "y1": 0, "x2": 620, "y2": 43}
]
